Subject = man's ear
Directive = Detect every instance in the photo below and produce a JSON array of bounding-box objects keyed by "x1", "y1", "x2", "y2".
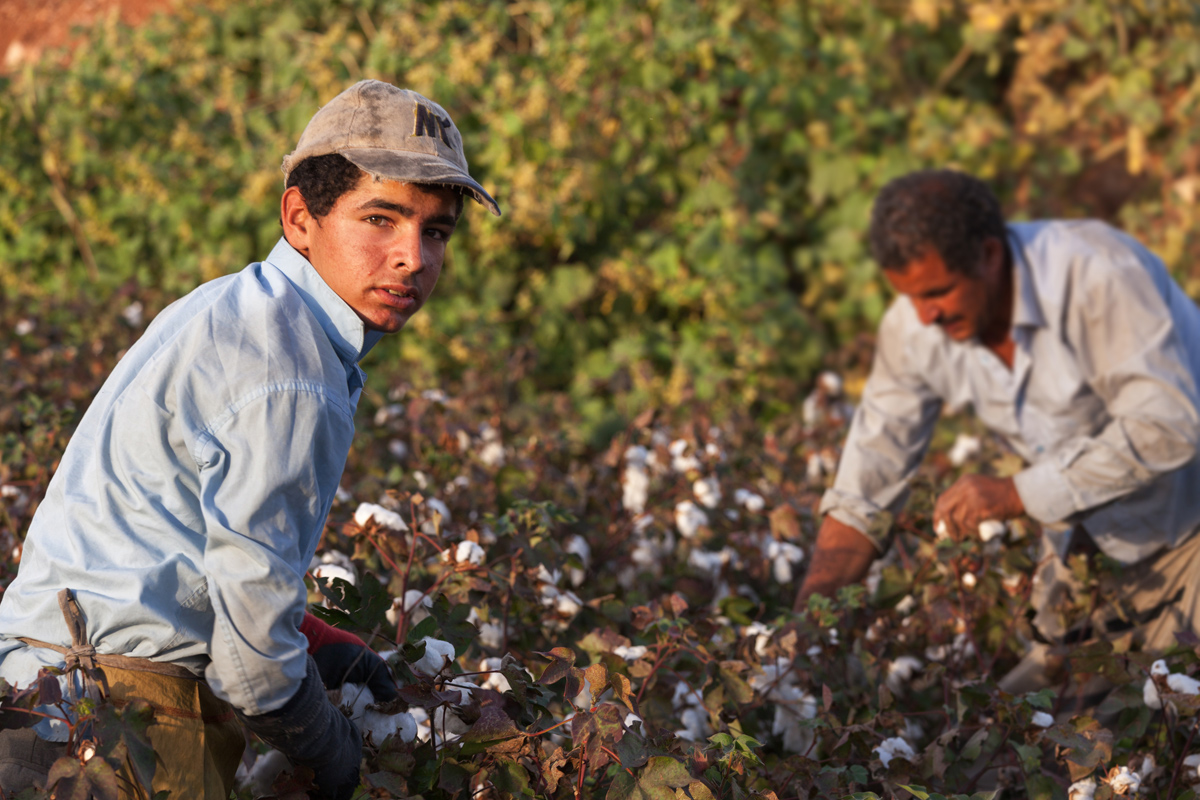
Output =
[
  {"x1": 980, "y1": 235, "x2": 1006, "y2": 278},
  {"x1": 281, "y1": 186, "x2": 316, "y2": 256}
]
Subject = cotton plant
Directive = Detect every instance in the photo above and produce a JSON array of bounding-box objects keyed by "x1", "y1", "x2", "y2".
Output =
[
  {"x1": 622, "y1": 445, "x2": 651, "y2": 514},
  {"x1": 767, "y1": 540, "x2": 805, "y2": 584},
  {"x1": 564, "y1": 534, "x2": 590, "y2": 587},
  {"x1": 671, "y1": 680, "x2": 711, "y2": 742},
  {"x1": 748, "y1": 657, "x2": 818, "y2": 754},
  {"x1": 801, "y1": 370, "x2": 854, "y2": 431},
  {"x1": 674, "y1": 500, "x2": 709, "y2": 539},
  {"x1": 734, "y1": 487, "x2": 765, "y2": 513},
  {"x1": 884, "y1": 655, "x2": 923, "y2": 694},
  {"x1": 1143, "y1": 659, "x2": 1200, "y2": 709},
  {"x1": 668, "y1": 439, "x2": 702, "y2": 473},
  {"x1": 947, "y1": 433, "x2": 982, "y2": 467},
  {"x1": 354, "y1": 501, "x2": 409, "y2": 533},
  {"x1": 692, "y1": 476, "x2": 721, "y2": 509},
  {"x1": 386, "y1": 589, "x2": 433, "y2": 627},
  {"x1": 442, "y1": 539, "x2": 486, "y2": 566},
  {"x1": 476, "y1": 422, "x2": 506, "y2": 468},
  {"x1": 874, "y1": 736, "x2": 917, "y2": 769}
]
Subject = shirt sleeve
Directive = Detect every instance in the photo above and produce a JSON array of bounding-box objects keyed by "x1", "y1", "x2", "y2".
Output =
[
  {"x1": 194, "y1": 385, "x2": 354, "y2": 715},
  {"x1": 1012, "y1": 240, "x2": 1200, "y2": 524},
  {"x1": 819, "y1": 304, "x2": 944, "y2": 550}
]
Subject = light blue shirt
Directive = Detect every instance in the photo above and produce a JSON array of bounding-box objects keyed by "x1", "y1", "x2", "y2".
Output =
[
  {"x1": 823, "y1": 220, "x2": 1200, "y2": 564},
  {"x1": 0, "y1": 238, "x2": 383, "y2": 727}
]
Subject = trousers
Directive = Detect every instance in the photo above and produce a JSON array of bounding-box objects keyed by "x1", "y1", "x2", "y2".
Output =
[
  {"x1": 0, "y1": 664, "x2": 244, "y2": 799},
  {"x1": 999, "y1": 528, "x2": 1200, "y2": 694}
]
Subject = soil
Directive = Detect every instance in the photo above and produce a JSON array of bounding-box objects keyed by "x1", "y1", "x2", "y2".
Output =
[{"x1": 1, "y1": 0, "x2": 175, "y2": 71}]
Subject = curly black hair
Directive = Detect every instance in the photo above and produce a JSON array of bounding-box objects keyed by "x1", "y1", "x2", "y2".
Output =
[
  {"x1": 286, "y1": 153, "x2": 466, "y2": 218},
  {"x1": 285, "y1": 153, "x2": 365, "y2": 218},
  {"x1": 868, "y1": 169, "x2": 1007, "y2": 275}
]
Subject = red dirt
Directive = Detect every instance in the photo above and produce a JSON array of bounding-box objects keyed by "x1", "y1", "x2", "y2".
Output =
[{"x1": 1, "y1": 0, "x2": 174, "y2": 70}]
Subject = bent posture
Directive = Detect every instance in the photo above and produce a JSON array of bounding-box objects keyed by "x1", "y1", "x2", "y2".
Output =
[
  {"x1": 798, "y1": 169, "x2": 1200, "y2": 690},
  {"x1": 0, "y1": 80, "x2": 499, "y2": 798}
]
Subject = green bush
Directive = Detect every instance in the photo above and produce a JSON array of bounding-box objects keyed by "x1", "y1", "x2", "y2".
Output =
[{"x1": 2, "y1": 0, "x2": 1199, "y2": 438}]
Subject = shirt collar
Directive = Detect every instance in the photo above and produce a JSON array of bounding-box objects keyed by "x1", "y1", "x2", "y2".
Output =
[
  {"x1": 264, "y1": 237, "x2": 385, "y2": 364},
  {"x1": 1007, "y1": 226, "x2": 1045, "y2": 330}
]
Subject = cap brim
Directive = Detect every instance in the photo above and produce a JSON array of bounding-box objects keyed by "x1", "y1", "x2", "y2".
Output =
[{"x1": 340, "y1": 149, "x2": 501, "y2": 217}]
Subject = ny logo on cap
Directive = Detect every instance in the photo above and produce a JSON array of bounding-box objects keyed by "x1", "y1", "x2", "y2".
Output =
[{"x1": 413, "y1": 104, "x2": 454, "y2": 147}]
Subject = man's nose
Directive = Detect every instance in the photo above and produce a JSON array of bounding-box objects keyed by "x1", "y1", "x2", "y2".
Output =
[{"x1": 392, "y1": 229, "x2": 426, "y2": 272}]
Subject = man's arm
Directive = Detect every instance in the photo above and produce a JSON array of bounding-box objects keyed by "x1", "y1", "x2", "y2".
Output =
[
  {"x1": 1012, "y1": 236, "x2": 1200, "y2": 526},
  {"x1": 197, "y1": 386, "x2": 362, "y2": 796},
  {"x1": 796, "y1": 302, "x2": 943, "y2": 606}
]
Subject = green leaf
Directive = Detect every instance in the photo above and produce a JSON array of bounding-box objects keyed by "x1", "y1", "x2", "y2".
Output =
[{"x1": 899, "y1": 785, "x2": 932, "y2": 800}]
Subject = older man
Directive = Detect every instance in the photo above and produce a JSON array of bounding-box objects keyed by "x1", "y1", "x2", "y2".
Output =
[{"x1": 797, "y1": 169, "x2": 1200, "y2": 689}]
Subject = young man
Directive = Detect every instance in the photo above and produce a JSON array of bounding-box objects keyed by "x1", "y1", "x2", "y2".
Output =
[
  {"x1": 0, "y1": 80, "x2": 499, "y2": 798},
  {"x1": 797, "y1": 169, "x2": 1200, "y2": 690}
]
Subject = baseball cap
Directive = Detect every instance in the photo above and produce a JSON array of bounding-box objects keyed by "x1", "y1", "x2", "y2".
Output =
[{"x1": 282, "y1": 80, "x2": 500, "y2": 216}]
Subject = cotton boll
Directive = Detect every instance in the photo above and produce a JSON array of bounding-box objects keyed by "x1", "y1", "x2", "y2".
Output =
[
  {"x1": 885, "y1": 656, "x2": 923, "y2": 693},
  {"x1": 241, "y1": 749, "x2": 291, "y2": 796},
  {"x1": 363, "y1": 709, "x2": 417, "y2": 744},
  {"x1": 420, "y1": 498, "x2": 452, "y2": 534},
  {"x1": 978, "y1": 520, "x2": 1007, "y2": 542},
  {"x1": 675, "y1": 501, "x2": 709, "y2": 539},
  {"x1": 1182, "y1": 753, "x2": 1200, "y2": 784},
  {"x1": 693, "y1": 476, "x2": 722, "y2": 509},
  {"x1": 1168, "y1": 672, "x2": 1200, "y2": 695},
  {"x1": 1068, "y1": 778, "x2": 1097, "y2": 800},
  {"x1": 14, "y1": 319, "x2": 34, "y2": 336},
  {"x1": 1151, "y1": 659, "x2": 1170, "y2": 677},
  {"x1": 479, "y1": 621, "x2": 503, "y2": 650},
  {"x1": 935, "y1": 520, "x2": 949, "y2": 540},
  {"x1": 669, "y1": 440, "x2": 701, "y2": 473},
  {"x1": 446, "y1": 540, "x2": 486, "y2": 566},
  {"x1": 374, "y1": 403, "x2": 406, "y2": 426},
  {"x1": 1031, "y1": 711, "x2": 1054, "y2": 728},
  {"x1": 614, "y1": 645, "x2": 648, "y2": 662},
  {"x1": 413, "y1": 637, "x2": 456, "y2": 676},
  {"x1": 554, "y1": 590, "x2": 583, "y2": 617},
  {"x1": 734, "y1": 488, "x2": 766, "y2": 513},
  {"x1": 894, "y1": 595, "x2": 917, "y2": 615},
  {"x1": 387, "y1": 439, "x2": 409, "y2": 461},
  {"x1": 961, "y1": 572, "x2": 977, "y2": 590},
  {"x1": 948, "y1": 434, "x2": 982, "y2": 467},
  {"x1": 478, "y1": 440, "x2": 506, "y2": 468},
  {"x1": 624, "y1": 712, "x2": 643, "y2": 731},
  {"x1": 387, "y1": 590, "x2": 433, "y2": 626},
  {"x1": 536, "y1": 564, "x2": 563, "y2": 586},
  {"x1": 354, "y1": 502, "x2": 409, "y2": 532},
  {"x1": 339, "y1": 683, "x2": 375, "y2": 721},
  {"x1": 121, "y1": 301, "x2": 144, "y2": 327},
  {"x1": 674, "y1": 707, "x2": 711, "y2": 742},
  {"x1": 874, "y1": 736, "x2": 917, "y2": 768},
  {"x1": 565, "y1": 534, "x2": 591, "y2": 587},
  {"x1": 1104, "y1": 766, "x2": 1140, "y2": 795},
  {"x1": 768, "y1": 541, "x2": 805, "y2": 584}
]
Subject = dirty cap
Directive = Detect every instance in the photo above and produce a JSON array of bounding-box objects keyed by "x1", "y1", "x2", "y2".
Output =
[{"x1": 282, "y1": 80, "x2": 500, "y2": 216}]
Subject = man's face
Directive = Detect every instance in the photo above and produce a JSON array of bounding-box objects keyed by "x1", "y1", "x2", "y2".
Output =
[
  {"x1": 285, "y1": 178, "x2": 460, "y2": 334},
  {"x1": 884, "y1": 244, "x2": 1002, "y2": 343}
]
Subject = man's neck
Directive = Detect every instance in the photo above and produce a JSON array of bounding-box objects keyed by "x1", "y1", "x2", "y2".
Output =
[{"x1": 980, "y1": 245, "x2": 1016, "y2": 369}]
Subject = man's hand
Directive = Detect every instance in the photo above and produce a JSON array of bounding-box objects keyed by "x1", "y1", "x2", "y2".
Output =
[
  {"x1": 933, "y1": 474, "x2": 1024, "y2": 541},
  {"x1": 793, "y1": 515, "x2": 879, "y2": 612},
  {"x1": 301, "y1": 613, "x2": 398, "y2": 701}
]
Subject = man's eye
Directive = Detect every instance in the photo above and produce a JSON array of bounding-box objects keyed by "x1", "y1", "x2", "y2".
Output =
[
  {"x1": 425, "y1": 228, "x2": 452, "y2": 241},
  {"x1": 365, "y1": 215, "x2": 390, "y2": 226}
]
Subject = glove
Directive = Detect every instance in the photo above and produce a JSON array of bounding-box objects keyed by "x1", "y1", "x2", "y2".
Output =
[
  {"x1": 301, "y1": 612, "x2": 398, "y2": 701},
  {"x1": 237, "y1": 654, "x2": 361, "y2": 800}
]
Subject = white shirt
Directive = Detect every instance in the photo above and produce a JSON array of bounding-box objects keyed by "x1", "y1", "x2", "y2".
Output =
[{"x1": 822, "y1": 220, "x2": 1200, "y2": 564}]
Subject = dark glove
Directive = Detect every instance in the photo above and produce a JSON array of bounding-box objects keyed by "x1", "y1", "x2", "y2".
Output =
[
  {"x1": 237, "y1": 654, "x2": 361, "y2": 800},
  {"x1": 301, "y1": 612, "x2": 398, "y2": 702}
]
